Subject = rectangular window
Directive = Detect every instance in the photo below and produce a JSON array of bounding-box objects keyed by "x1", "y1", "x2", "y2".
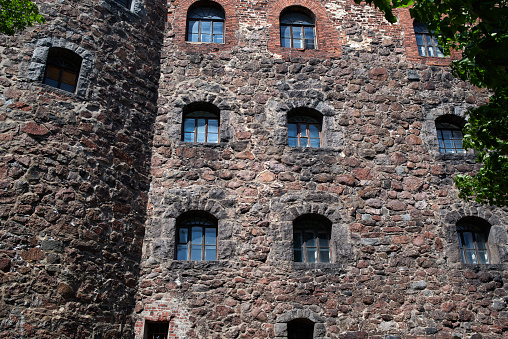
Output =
[{"x1": 145, "y1": 321, "x2": 169, "y2": 339}]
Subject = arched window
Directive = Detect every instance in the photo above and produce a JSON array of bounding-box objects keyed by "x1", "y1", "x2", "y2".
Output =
[
  {"x1": 176, "y1": 212, "x2": 217, "y2": 261},
  {"x1": 457, "y1": 217, "x2": 491, "y2": 264},
  {"x1": 182, "y1": 103, "x2": 220, "y2": 143},
  {"x1": 293, "y1": 215, "x2": 331, "y2": 263},
  {"x1": 436, "y1": 115, "x2": 466, "y2": 153},
  {"x1": 187, "y1": 5, "x2": 225, "y2": 43},
  {"x1": 414, "y1": 21, "x2": 444, "y2": 57},
  {"x1": 287, "y1": 319, "x2": 314, "y2": 339},
  {"x1": 280, "y1": 7, "x2": 316, "y2": 49},
  {"x1": 288, "y1": 108, "x2": 322, "y2": 148},
  {"x1": 43, "y1": 47, "x2": 82, "y2": 93}
]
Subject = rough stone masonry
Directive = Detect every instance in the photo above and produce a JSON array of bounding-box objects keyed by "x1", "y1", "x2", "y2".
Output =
[{"x1": 0, "y1": 0, "x2": 507, "y2": 338}]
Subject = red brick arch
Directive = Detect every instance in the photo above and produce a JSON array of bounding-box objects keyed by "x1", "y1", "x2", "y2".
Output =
[
  {"x1": 172, "y1": 0, "x2": 239, "y2": 53},
  {"x1": 267, "y1": 0, "x2": 341, "y2": 58}
]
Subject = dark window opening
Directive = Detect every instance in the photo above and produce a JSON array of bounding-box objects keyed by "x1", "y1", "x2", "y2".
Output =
[
  {"x1": 43, "y1": 47, "x2": 82, "y2": 93},
  {"x1": 414, "y1": 21, "x2": 444, "y2": 57},
  {"x1": 293, "y1": 215, "x2": 331, "y2": 263},
  {"x1": 145, "y1": 321, "x2": 169, "y2": 339},
  {"x1": 457, "y1": 217, "x2": 491, "y2": 264},
  {"x1": 288, "y1": 319, "x2": 314, "y2": 339},
  {"x1": 280, "y1": 7, "x2": 316, "y2": 49},
  {"x1": 187, "y1": 5, "x2": 225, "y2": 43},
  {"x1": 176, "y1": 212, "x2": 217, "y2": 261}
]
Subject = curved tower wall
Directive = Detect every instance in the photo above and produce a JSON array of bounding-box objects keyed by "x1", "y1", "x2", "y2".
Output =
[
  {"x1": 138, "y1": 1, "x2": 508, "y2": 339},
  {"x1": 0, "y1": 0, "x2": 165, "y2": 337}
]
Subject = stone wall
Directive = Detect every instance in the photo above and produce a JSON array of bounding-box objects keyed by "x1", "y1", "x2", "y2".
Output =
[
  {"x1": 0, "y1": 0, "x2": 165, "y2": 337},
  {"x1": 137, "y1": 0, "x2": 508, "y2": 338}
]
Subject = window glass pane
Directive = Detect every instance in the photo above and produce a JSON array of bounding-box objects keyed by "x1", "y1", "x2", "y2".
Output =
[
  {"x1": 288, "y1": 137, "x2": 298, "y2": 147},
  {"x1": 300, "y1": 125, "x2": 307, "y2": 137},
  {"x1": 60, "y1": 83, "x2": 75, "y2": 93},
  {"x1": 197, "y1": 119, "x2": 206, "y2": 142},
  {"x1": 45, "y1": 65, "x2": 60, "y2": 81},
  {"x1": 318, "y1": 234, "x2": 329, "y2": 247},
  {"x1": 191, "y1": 226, "x2": 203, "y2": 244},
  {"x1": 177, "y1": 244, "x2": 188, "y2": 260},
  {"x1": 184, "y1": 119, "x2": 195, "y2": 132},
  {"x1": 292, "y1": 26, "x2": 302, "y2": 39},
  {"x1": 201, "y1": 21, "x2": 211, "y2": 34},
  {"x1": 205, "y1": 227, "x2": 216, "y2": 245},
  {"x1": 310, "y1": 138, "x2": 320, "y2": 148},
  {"x1": 428, "y1": 46, "x2": 435, "y2": 57},
  {"x1": 305, "y1": 232, "x2": 316, "y2": 247},
  {"x1": 208, "y1": 119, "x2": 219, "y2": 133},
  {"x1": 288, "y1": 123, "x2": 297, "y2": 137},
  {"x1": 205, "y1": 246, "x2": 216, "y2": 261},
  {"x1": 436, "y1": 46, "x2": 444, "y2": 57},
  {"x1": 61, "y1": 70, "x2": 76, "y2": 86},
  {"x1": 281, "y1": 38, "x2": 291, "y2": 48},
  {"x1": 305, "y1": 39, "x2": 315, "y2": 50},
  {"x1": 191, "y1": 247, "x2": 202, "y2": 261},
  {"x1": 213, "y1": 34, "x2": 223, "y2": 43},
  {"x1": 188, "y1": 20, "x2": 199, "y2": 34},
  {"x1": 184, "y1": 132, "x2": 195, "y2": 142},
  {"x1": 294, "y1": 232, "x2": 302, "y2": 247},
  {"x1": 43, "y1": 78, "x2": 59, "y2": 88},
  {"x1": 466, "y1": 249, "x2": 477, "y2": 264},
  {"x1": 213, "y1": 21, "x2": 223, "y2": 34},
  {"x1": 281, "y1": 26, "x2": 291, "y2": 38},
  {"x1": 178, "y1": 228, "x2": 188, "y2": 243},
  {"x1": 320, "y1": 250, "x2": 330, "y2": 263},
  {"x1": 309, "y1": 125, "x2": 319, "y2": 138},
  {"x1": 426, "y1": 35, "x2": 433, "y2": 45},
  {"x1": 293, "y1": 39, "x2": 303, "y2": 49},
  {"x1": 476, "y1": 233, "x2": 487, "y2": 249},
  {"x1": 462, "y1": 232, "x2": 474, "y2": 249},
  {"x1": 415, "y1": 34, "x2": 424, "y2": 46},
  {"x1": 478, "y1": 250, "x2": 490, "y2": 264},
  {"x1": 207, "y1": 133, "x2": 219, "y2": 143},
  {"x1": 294, "y1": 248, "x2": 302, "y2": 262},
  {"x1": 418, "y1": 46, "x2": 426, "y2": 56},
  {"x1": 306, "y1": 248, "x2": 316, "y2": 263},
  {"x1": 201, "y1": 33, "x2": 211, "y2": 43},
  {"x1": 188, "y1": 33, "x2": 199, "y2": 42},
  {"x1": 300, "y1": 137, "x2": 308, "y2": 147},
  {"x1": 304, "y1": 26, "x2": 314, "y2": 39}
]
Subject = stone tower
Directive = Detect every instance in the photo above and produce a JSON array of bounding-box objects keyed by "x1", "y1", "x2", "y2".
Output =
[
  {"x1": 1, "y1": 0, "x2": 507, "y2": 339},
  {"x1": 0, "y1": 0, "x2": 165, "y2": 337}
]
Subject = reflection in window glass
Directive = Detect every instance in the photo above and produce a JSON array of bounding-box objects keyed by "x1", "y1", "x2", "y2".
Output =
[
  {"x1": 288, "y1": 115, "x2": 321, "y2": 148},
  {"x1": 414, "y1": 22, "x2": 444, "y2": 57},
  {"x1": 436, "y1": 122, "x2": 465, "y2": 153},
  {"x1": 183, "y1": 110, "x2": 220, "y2": 143},
  {"x1": 280, "y1": 10, "x2": 316, "y2": 49},
  {"x1": 176, "y1": 215, "x2": 217, "y2": 261},
  {"x1": 456, "y1": 218, "x2": 491, "y2": 264},
  {"x1": 187, "y1": 7, "x2": 225, "y2": 43},
  {"x1": 293, "y1": 216, "x2": 331, "y2": 263}
]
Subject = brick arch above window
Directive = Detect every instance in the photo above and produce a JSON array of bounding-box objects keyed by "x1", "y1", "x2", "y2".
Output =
[
  {"x1": 173, "y1": 0, "x2": 238, "y2": 52},
  {"x1": 267, "y1": 0, "x2": 340, "y2": 58}
]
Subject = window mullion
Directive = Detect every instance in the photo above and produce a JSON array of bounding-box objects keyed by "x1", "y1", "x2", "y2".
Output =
[{"x1": 205, "y1": 118, "x2": 209, "y2": 143}]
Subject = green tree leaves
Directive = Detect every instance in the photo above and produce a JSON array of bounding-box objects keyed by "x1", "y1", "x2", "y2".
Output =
[
  {"x1": 0, "y1": 0, "x2": 44, "y2": 35},
  {"x1": 357, "y1": 0, "x2": 508, "y2": 206}
]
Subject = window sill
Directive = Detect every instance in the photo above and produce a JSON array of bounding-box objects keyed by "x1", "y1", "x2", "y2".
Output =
[
  {"x1": 38, "y1": 83, "x2": 85, "y2": 100},
  {"x1": 185, "y1": 41, "x2": 225, "y2": 45},
  {"x1": 177, "y1": 141, "x2": 227, "y2": 148},
  {"x1": 168, "y1": 260, "x2": 231, "y2": 270},
  {"x1": 435, "y1": 151, "x2": 476, "y2": 161},
  {"x1": 292, "y1": 262, "x2": 342, "y2": 270}
]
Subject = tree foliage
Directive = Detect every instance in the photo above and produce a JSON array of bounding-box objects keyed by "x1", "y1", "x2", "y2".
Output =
[
  {"x1": 357, "y1": 0, "x2": 508, "y2": 206},
  {"x1": 0, "y1": 0, "x2": 44, "y2": 35}
]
